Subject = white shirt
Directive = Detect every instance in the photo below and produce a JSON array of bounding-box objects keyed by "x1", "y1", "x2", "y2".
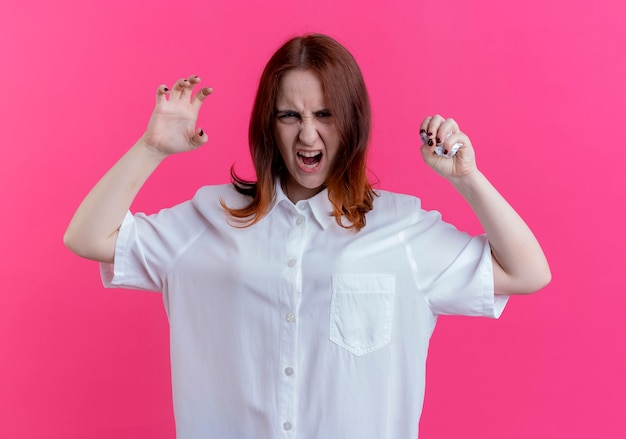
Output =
[{"x1": 101, "y1": 182, "x2": 507, "y2": 439}]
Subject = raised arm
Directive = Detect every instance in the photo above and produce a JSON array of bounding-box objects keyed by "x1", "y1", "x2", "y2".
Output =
[
  {"x1": 419, "y1": 115, "x2": 551, "y2": 295},
  {"x1": 63, "y1": 76, "x2": 212, "y2": 263}
]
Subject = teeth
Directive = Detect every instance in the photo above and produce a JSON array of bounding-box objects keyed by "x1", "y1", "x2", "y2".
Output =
[
  {"x1": 297, "y1": 150, "x2": 322, "y2": 169},
  {"x1": 297, "y1": 151, "x2": 322, "y2": 157}
]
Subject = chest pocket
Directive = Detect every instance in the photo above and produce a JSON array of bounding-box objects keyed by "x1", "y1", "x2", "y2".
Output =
[{"x1": 329, "y1": 274, "x2": 396, "y2": 356}]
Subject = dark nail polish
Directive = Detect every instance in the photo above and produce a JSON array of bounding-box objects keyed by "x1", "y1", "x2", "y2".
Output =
[
  {"x1": 444, "y1": 149, "x2": 449, "y2": 154},
  {"x1": 427, "y1": 132, "x2": 433, "y2": 136},
  {"x1": 436, "y1": 137, "x2": 441, "y2": 144},
  {"x1": 420, "y1": 129, "x2": 426, "y2": 134},
  {"x1": 428, "y1": 139, "x2": 434, "y2": 146},
  {"x1": 199, "y1": 129, "x2": 204, "y2": 136},
  {"x1": 164, "y1": 87, "x2": 169, "y2": 92}
]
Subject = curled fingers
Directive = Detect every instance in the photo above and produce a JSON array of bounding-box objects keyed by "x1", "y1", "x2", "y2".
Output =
[
  {"x1": 192, "y1": 86, "x2": 213, "y2": 110},
  {"x1": 170, "y1": 76, "x2": 197, "y2": 100},
  {"x1": 189, "y1": 127, "x2": 208, "y2": 149},
  {"x1": 156, "y1": 84, "x2": 170, "y2": 103},
  {"x1": 420, "y1": 115, "x2": 464, "y2": 157}
]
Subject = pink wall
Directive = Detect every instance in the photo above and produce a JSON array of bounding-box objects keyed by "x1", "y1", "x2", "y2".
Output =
[{"x1": 2, "y1": 0, "x2": 624, "y2": 437}]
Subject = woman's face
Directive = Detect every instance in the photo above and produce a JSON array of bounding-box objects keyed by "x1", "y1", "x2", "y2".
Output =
[{"x1": 274, "y1": 69, "x2": 341, "y2": 203}]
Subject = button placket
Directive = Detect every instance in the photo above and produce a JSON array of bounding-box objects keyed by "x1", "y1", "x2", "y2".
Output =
[{"x1": 278, "y1": 207, "x2": 307, "y2": 436}]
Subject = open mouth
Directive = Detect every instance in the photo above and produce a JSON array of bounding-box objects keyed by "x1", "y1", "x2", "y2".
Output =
[{"x1": 297, "y1": 150, "x2": 323, "y2": 169}]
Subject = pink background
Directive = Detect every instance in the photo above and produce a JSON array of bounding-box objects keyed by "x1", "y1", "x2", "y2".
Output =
[{"x1": 2, "y1": 0, "x2": 625, "y2": 437}]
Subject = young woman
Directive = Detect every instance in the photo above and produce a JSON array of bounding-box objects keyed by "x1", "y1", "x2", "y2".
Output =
[{"x1": 64, "y1": 34, "x2": 550, "y2": 439}]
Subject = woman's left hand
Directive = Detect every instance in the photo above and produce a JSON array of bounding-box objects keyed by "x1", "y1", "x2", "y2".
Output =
[
  {"x1": 419, "y1": 115, "x2": 478, "y2": 181},
  {"x1": 419, "y1": 114, "x2": 551, "y2": 295}
]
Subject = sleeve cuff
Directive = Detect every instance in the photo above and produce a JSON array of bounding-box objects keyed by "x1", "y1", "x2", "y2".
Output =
[
  {"x1": 99, "y1": 211, "x2": 135, "y2": 288},
  {"x1": 480, "y1": 240, "x2": 509, "y2": 319}
]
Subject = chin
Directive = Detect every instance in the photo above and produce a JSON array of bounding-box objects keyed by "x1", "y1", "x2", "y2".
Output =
[{"x1": 299, "y1": 176, "x2": 326, "y2": 190}]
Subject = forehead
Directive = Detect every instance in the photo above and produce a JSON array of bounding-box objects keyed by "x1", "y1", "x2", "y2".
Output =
[{"x1": 276, "y1": 69, "x2": 326, "y2": 108}]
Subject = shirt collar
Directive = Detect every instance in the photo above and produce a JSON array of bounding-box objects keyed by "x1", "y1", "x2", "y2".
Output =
[{"x1": 271, "y1": 178, "x2": 335, "y2": 230}]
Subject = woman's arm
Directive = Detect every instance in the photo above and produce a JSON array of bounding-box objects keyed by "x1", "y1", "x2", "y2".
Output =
[
  {"x1": 420, "y1": 115, "x2": 551, "y2": 295},
  {"x1": 63, "y1": 76, "x2": 212, "y2": 263}
]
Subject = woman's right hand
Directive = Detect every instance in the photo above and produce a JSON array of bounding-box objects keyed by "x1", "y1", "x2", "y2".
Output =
[
  {"x1": 64, "y1": 75, "x2": 212, "y2": 262},
  {"x1": 141, "y1": 75, "x2": 213, "y2": 158}
]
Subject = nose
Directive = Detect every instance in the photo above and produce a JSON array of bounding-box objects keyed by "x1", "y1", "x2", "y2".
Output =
[{"x1": 298, "y1": 118, "x2": 319, "y2": 146}]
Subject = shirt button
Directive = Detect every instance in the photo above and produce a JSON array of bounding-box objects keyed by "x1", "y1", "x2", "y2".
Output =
[
  {"x1": 296, "y1": 217, "x2": 304, "y2": 225},
  {"x1": 297, "y1": 203, "x2": 307, "y2": 211},
  {"x1": 287, "y1": 258, "x2": 297, "y2": 268},
  {"x1": 283, "y1": 421, "x2": 293, "y2": 431},
  {"x1": 286, "y1": 312, "x2": 295, "y2": 322},
  {"x1": 284, "y1": 367, "x2": 294, "y2": 376}
]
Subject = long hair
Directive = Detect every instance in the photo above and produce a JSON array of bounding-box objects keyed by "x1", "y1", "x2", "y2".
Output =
[{"x1": 221, "y1": 33, "x2": 375, "y2": 231}]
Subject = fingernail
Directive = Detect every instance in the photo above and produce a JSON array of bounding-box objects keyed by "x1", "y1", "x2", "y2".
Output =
[
  {"x1": 164, "y1": 87, "x2": 169, "y2": 92},
  {"x1": 427, "y1": 132, "x2": 433, "y2": 137},
  {"x1": 444, "y1": 149, "x2": 449, "y2": 154},
  {"x1": 436, "y1": 137, "x2": 441, "y2": 144},
  {"x1": 420, "y1": 129, "x2": 426, "y2": 134},
  {"x1": 428, "y1": 139, "x2": 434, "y2": 146},
  {"x1": 199, "y1": 129, "x2": 204, "y2": 136}
]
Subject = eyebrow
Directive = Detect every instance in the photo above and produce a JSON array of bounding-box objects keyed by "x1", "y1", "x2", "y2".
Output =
[{"x1": 275, "y1": 108, "x2": 331, "y2": 114}]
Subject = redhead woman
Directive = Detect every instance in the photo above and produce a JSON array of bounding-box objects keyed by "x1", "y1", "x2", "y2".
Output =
[{"x1": 65, "y1": 34, "x2": 550, "y2": 439}]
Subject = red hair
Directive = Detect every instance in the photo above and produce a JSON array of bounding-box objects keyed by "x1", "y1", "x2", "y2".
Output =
[{"x1": 221, "y1": 34, "x2": 375, "y2": 231}]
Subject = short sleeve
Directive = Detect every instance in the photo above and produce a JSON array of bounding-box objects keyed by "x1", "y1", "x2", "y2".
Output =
[
  {"x1": 400, "y1": 207, "x2": 508, "y2": 319},
  {"x1": 100, "y1": 199, "x2": 207, "y2": 293}
]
